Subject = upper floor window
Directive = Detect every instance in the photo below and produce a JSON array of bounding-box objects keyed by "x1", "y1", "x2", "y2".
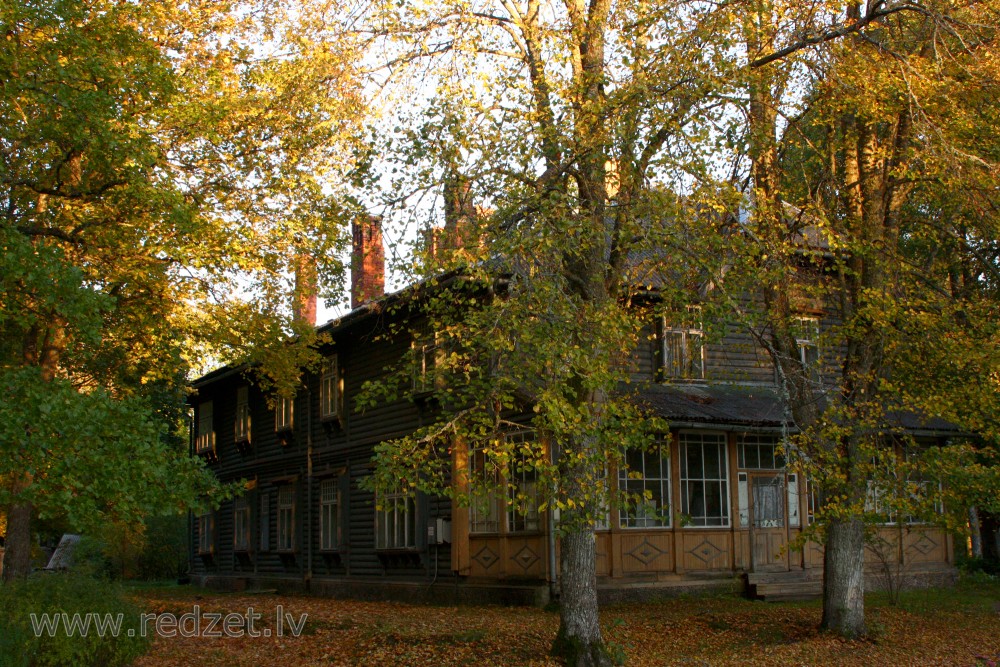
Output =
[
  {"x1": 792, "y1": 316, "x2": 820, "y2": 370},
  {"x1": 196, "y1": 401, "x2": 215, "y2": 454},
  {"x1": 619, "y1": 440, "x2": 671, "y2": 528},
  {"x1": 275, "y1": 394, "x2": 294, "y2": 432},
  {"x1": 235, "y1": 387, "x2": 251, "y2": 443},
  {"x1": 412, "y1": 333, "x2": 439, "y2": 394},
  {"x1": 320, "y1": 356, "x2": 341, "y2": 419},
  {"x1": 662, "y1": 306, "x2": 705, "y2": 380}
]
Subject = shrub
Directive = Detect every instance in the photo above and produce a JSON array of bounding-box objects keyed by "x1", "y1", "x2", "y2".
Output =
[{"x1": 0, "y1": 573, "x2": 149, "y2": 667}]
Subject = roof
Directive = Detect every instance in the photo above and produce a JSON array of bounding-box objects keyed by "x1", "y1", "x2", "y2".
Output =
[
  {"x1": 635, "y1": 383, "x2": 962, "y2": 436},
  {"x1": 191, "y1": 269, "x2": 473, "y2": 390},
  {"x1": 636, "y1": 384, "x2": 791, "y2": 430}
]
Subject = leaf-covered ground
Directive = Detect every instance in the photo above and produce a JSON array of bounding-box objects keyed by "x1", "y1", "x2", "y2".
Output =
[{"x1": 130, "y1": 577, "x2": 1000, "y2": 666}]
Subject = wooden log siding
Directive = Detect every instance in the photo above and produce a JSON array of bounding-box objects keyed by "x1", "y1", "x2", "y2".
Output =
[{"x1": 189, "y1": 298, "x2": 953, "y2": 596}]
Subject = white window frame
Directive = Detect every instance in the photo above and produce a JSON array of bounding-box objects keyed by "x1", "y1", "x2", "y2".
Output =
[
  {"x1": 793, "y1": 316, "x2": 820, "y2": 370},
  {"x1": 662, "y1": 306, "x2": 705, "y2": 380},
  {"x1": 277, "y1": 485, "x2": 295, "y2": 551},
  {"x1": 619, "y1": 441, "x2": 672, "y2": 528},
  {"x1": 196, "y1": 401, "x2": 215, "y2": 453},
  {"x1": 376, "y1": 488, "x2": 417, "y2": 550},
  {"x1": 411, "y1": 334, "x2": 438, "y2": 394},
  {"x1": 320, "y1": 356, "x2": 341, "y2": 419},
  {"x1": 275, "y1": 394, "x2": 294, "y2": 432},
  {"x1": 320, "y1": 479, "x2": 339, "y2": 551},
  {"x1": 679, "y1": 431, "x2": 730, "y2": 527},
  {"x1": 469, "y1": 442, "x2": 502, "y2": 534},
  {"x1": 507, "y1": 431, "x2": 541, "y2": 533},
  {"x1": 235, "y1": 387, "x2": 251, "y2": 443},
  {"x1": 233, "y1": 495, "x2": 250, "y2": 551}
]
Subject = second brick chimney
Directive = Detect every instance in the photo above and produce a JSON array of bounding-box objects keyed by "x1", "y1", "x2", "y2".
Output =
[
  {"x1": 292, "y1": 249, "x2": 317, "y2": 326},
  {"x1": 351, "y1": 215, "x2": 385, "y2": 309}
]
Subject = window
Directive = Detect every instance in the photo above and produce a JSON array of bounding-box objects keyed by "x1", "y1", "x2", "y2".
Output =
[
  {"x1": 469, "y1": 442, "x2": 502, "y2": 534},
  {"x1": 619, "y1": 441, "x2": 671, "y2": 528},
  {"x1": 903, "y1": 446, "x2": 944, "y2": 523},
  {"x1": 865, "y1": 479, "x2": 896, "y2": 524},
  {"x1": 235, "y1": 387, "x2": 251, "y2": 443},
  {"x1": 680, "y1": 432, "x2": 730, "y2": 527},
  {"x1": 320, "y1": 479, "x2": 339, "y2": 550},
  {"x1": 198, "y1": 511, "x2": 214, "y2": 554},
  {"x1": 376, "y1": 488, "x2": 417, "y2": 549},
  {"x1": 277, "y1": 486, "x2": 295, "y2": 551},
  {"x1": 275, "y1": 395, "x2": 294, "y2": 431},
  {"x1": 259, "y1": 492, "x2": 270, "y2": 551},
  {"x1": 507, "y1": 431, "x2": 541, "y2": 533},
  {"x1": 233, "y1": 495, "x2": 250, "y2": 551},
  {"x1": 737, "y1": 434, "x2": 785, "y2": 470},
  {"x1": 792, "y1": 316, "x2": 820, "y2": 371},
  {"x1": 196, "y1": 401, "x2": 215, "y2": 453},
  {"x1": 320, "y1": 356, "x2": 341, "y2": 419},
  {"x1": 411, "y1": 333, "x2": 438, "y2": 393},
  {"x1": 662, "y1": 307, "x2": 705, "y2": 380}
]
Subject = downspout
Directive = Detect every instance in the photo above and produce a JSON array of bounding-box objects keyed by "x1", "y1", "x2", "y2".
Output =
[
  {"x1": 547, "y1": 437, "x2": 558, "y2": 602},
  {"x1": 306, "y1": 387, "x2": 313, "y2": 589},
  {"x1": 187, "y1": 407, "x2": 195, "y2": 581}
]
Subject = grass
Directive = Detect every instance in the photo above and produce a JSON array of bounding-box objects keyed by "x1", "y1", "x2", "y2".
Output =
[{"x1": 130, "y1": 575, "x2": 1000, "y2": 666}]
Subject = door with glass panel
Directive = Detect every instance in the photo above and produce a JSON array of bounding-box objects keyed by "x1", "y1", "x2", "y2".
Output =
[{"x1": 749, "y1": 473, "x2": 788, "y2": 571}]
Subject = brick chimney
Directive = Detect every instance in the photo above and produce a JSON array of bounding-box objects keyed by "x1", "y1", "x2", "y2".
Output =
[
  {"x1": 351, "y1": 215, "x2": 385, "y2": 309},
  {"x1": 443, "y1": 174, "x2": 476, "y2": 248},
  {"x1": 292, "y1": 249, "x2": 317, "y2": 326}
]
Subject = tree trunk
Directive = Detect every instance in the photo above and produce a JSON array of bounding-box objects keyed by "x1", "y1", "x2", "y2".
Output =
[
  {"x1": 821, "y1": 517, "x2": 867, "y2": 638},
  {"x1": 552, "y1": 527, "x2": 610, "y2": 667},
  {"x1": 2, "y1": 502, "x2": 33, "y2": 582},
  {"x1": 969, "y1": 506, "x2": 983, "y2": 559}
]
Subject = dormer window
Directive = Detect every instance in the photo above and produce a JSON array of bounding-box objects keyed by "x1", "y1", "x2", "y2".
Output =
[
  {"x1": 662, "y1": 306, "x2": 705, "y2": 380},
  {"x1": 196, "y1": 401, "x2": 215, "y2": 454},
  {"x1": 320, "y1": 355, "x2": 342, "y2": 419}
]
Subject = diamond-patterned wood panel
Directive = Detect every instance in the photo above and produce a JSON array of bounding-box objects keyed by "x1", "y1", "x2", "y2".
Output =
[
  {"x1": 679, "y1": 532, "x2": 731, "y2": 571},
  {"x1": 619, "y1": 533, "x2": 674, "y2": 574}
]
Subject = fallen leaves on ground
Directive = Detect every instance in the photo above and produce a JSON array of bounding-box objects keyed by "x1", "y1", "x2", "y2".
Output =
[{"x1": 130, "y1": 582, "x2": 1000, "y2": 666}]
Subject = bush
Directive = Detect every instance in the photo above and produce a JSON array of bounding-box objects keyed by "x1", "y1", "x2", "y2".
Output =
[
  {"x1": 73, "y1": 515, "x2": 188, "y2": 581},
  {"x1": 0, "y1": 573, "x2": 149, "y2": 667}
]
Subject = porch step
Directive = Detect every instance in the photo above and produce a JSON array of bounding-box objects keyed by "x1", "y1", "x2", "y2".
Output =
[{"x1": 746, "y1": 571, "x2": 822, "y2": 602}]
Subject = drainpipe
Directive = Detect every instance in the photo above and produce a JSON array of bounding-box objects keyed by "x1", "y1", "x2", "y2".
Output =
[
  {"x1": 547, "y1": 438, "x2": 558, "y2": 602},
  {"x1": 306, "y1": 387, "x2": 313, "y2": 589},
  {"x1": 187, "y1": 408, "x2": 195, "y2": 581}
]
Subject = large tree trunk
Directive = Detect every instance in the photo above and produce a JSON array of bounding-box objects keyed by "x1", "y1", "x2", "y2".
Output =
[
  {"x1": 2, "y1": 502, "x2": 33, "y2": 582},
  {"x1": 821, "y1": 516, "x2": 867, "y2": 637},
  {"x1": 969, "y1": 506, "x2": 983, "y2": 559},
  {"x1": 552, "y1": 527, "x2": 610, "y2": 667}
]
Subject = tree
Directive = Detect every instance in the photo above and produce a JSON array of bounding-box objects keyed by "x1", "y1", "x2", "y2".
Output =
[
  {"x1": 708, "y1": 0, "x2": 1000, "y2": 637},
  {"x1": 355, "y1": 0, "x2": 723, "y2": 663},
  {"x1": 0, "y1": 0, "x2": 366, "y2": 580}
]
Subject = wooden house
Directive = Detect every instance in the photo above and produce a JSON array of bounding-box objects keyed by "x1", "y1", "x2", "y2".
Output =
[{"x1": 188, "y1": 216, "x2": 958, "y2": 603}]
